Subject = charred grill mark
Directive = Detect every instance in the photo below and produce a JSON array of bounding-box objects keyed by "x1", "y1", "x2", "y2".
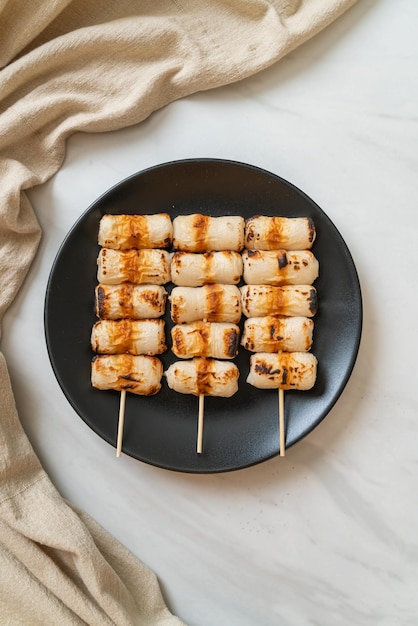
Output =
[
  {"x1": 206, "y1": 284, "x2": 223, "y2": 320},
  {"x1": 245, "y1": 221, "x2": 255, "y2": 243},
  {"x1": 277, "y1": 251, "x2": 288, "y2": 269},
  {"x1": 308, "y1": 288, "x2": 318, "y2": 314},
  {"x1": 246, "y1": 249, "x2": 259, "y2": 258},
  {"x1": 121, "y1": 373, "x2": 136, "y2": 381},
  {"x1": 254, "y1": 361, "x2": 280, "y2": 376},
  {"x1": 100, "y1": 248, "x2": 108, "y2": 275},
  {"x1": 146, "y1": 384, "x2": 161, "y2": 396},
  {"x1": 281, "y1": 367, "x2": 288, "y2": 386},
  {"x1": 142, "y1": 287, "x2": 165, "y2": 310},
  {"x1": 172, "y1": 252, "x2": 183, "y2": 267},
  {"x1": 203, "y1": 251, "x2": 215, "y2": 283},
  {"x1": 196, "y1": 358, "x2": 213, "y2": 395},
  {"x1": 224, "y1": 328, "x2": 239, "y2": 357},
  {"x1": 192, "y1": 214, "x2": 210, "y2": 252},
  {"x1": 307, "y1": 217, "x2": 316, "y2": 243},
  {"x1": 267, "y1": 217, "x2": 285, "y2": 246},
  {"x1": 124, "y1": 249, "x2": 139, "y2": 282},
  {"x1": 96, "y1": 285, "x2": 106, "y2": 317},
  {"x1": 171, "y1": 327, "x2": 186, "y2": 355}
]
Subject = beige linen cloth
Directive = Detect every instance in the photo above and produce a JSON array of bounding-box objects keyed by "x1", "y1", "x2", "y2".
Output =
[{"x1": 0, "y1": 1, "x2": 357, "y2": 624}]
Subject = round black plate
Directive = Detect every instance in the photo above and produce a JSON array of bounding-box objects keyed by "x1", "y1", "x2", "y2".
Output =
[{"x1": 44, "y1": 159, "x2": 362, "y2": 473}]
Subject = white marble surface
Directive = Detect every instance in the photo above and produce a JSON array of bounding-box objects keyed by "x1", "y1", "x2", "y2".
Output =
[{"x1": 3, "y1": 1, "x2": 418, "y2": 624}]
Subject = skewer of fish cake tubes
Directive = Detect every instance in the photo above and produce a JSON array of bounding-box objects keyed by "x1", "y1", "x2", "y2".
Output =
[
  {"x1": 93, "y1": 213, "x2": 172, "y2": 457},
  {"x1": 242, "y1": 215, "x2": 319, "y2": 457},
  {"x1": 170, "y1": 214, "x2": 245, "y2": 453},
  {"x1": 169, "y1": 284, "x2": 241, "y2": 452}
]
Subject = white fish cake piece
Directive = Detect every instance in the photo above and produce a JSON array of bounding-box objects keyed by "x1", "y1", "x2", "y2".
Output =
[
  {"x1": 173, "y1": 214, "x2": 244, "y2": 252},
  {"x1": 244, "y1": 216, "x2": 316, "y2": 250},
  {"x1": 247, "y1": 352, "x2": 317, "y2": 390},
  {"x1": 97, "y1": 248, "x2": 171, "y2": 285},
  {"x1": 170, "y1": 284, "x2": 241, "y2": 324},
  {"x1": 171, "y1": 251, "x2": 243, "y2": 286},
  {"x1": 91, "y1": 319, "x2": 166, "y2": 355},
  {"x1": 91, "y1": 354, "x2": 163, "y2": 395},
  {"x1": 171, "y1": 321, "x2": 240, "y2": 359},
  {"x1": 240, "y1": 284, "x2": 317, "y2": 318},
  {"x1": 242, "y1": 249, "x2": 319, "y2": 286},
  {"x1": 98, "y1": 213, "x2": 173, "y2": 249},
  {"x1": 165, "y1": 358, "x2": 239, "y2": 397},
  {"x1": 241, "y1": 316, "x2": 314, "y2": 353},
  {"x1": 95, "y1": 284, "x2": 167, "y2": 319}
]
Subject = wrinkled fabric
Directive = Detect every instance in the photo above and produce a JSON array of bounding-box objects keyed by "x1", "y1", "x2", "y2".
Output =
[{"x1": 0, "y1": 1, "x2": 357, "y2": 623}]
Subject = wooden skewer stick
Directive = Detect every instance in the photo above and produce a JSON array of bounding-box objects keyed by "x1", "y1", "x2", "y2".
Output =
[
  {"x1": 116, "y1": 389, "x2": 127, "y2": 457},
  {"x1": 279, "y1": 387, "x2": 285, "y2": 457},
  {"x1": 197, "y1": 393, "x2": 205, "y2": 454},
  {"x1": 197, "y1": 319, "x2": 209, "y2": 455}
]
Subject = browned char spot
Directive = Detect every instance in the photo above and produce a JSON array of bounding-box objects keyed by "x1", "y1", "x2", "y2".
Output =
[
  {"x1": 206, "y1": 284, "x2": 223, "y2": 320},
  {"x1": 307, "y1": 217, "x2": 316, "y2": 243},
  {"x1": 224, "y1": 328, "x2": 239, "y2": 358},
  {"x1": 308, "y1": 288, "x2": 318, "y2": 314},
  {"x1": 192, "y1": 214, "x2": 210, "y2": 252},
  {"x1": 96, "y1": 285, "x2": 106, "y2": 317},
  {"x1": 277, "y1": 251, "x2": 288, "y2": 269}
]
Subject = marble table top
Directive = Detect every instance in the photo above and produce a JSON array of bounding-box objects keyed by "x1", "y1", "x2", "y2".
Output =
[{"x1": 3, "y1": 1, "x2": 417, "y2": 623}]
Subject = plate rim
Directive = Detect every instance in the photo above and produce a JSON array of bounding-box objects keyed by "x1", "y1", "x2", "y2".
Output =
[{"x1": 44, "y1": 157, "x2": 363, "y2": 473}]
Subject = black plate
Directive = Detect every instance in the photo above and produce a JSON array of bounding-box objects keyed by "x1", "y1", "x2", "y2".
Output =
[{"x1": 44, "y1": 159, "x2": 362, "y2": 473}]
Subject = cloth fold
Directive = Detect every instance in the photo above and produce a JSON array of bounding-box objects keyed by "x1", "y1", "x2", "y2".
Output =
[{"x1": 0, "y1": 1, "x2": 357, "y2": 623}]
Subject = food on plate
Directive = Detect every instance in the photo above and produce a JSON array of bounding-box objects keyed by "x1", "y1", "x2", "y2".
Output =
[
  {"x1": 91, "y1": 354, "x2": 163, "y2": 395},
  {"x1": 171, "y1": 321, "x2": 240, "y2": 359},
  {"x1": 247, "y1": 352, "x2": 317, "y2": 390},
  {"x1": 242, "y1": 249, "x2": 319, "y2": 286},
  {"x1": 95, "y1": 283, "x2": 167, "y2": 320},
  {"x1": 171, "y1": 250, "x2": 243, "y2": 287},
  {"x1": 97, "y1": 248, "x2": 171, "y2": 285},
  {"x1": 240, "y1": 284, "x2": 317, "y2": 318},
  {"x1": 91, "y1": 319, "x2": 166, "y2": 355},
  {"x1": 172, "y1": 214, "x2": 245, "y2": 252},
  {"x1": 165, "y1": 358, "x2": 239, "y2": 397},
  {"x1": 244, "y1": 216, "x2": 316, "y2": 250},
  {"x1": 170, "y1": 284, "x2": 241, "y2": 324},
  {"x1": 241, "y1": 316, "x2": 314, "y2": 353},
  {"x1": 98, "y1": 213, "x2": 173, "y2": 250}
]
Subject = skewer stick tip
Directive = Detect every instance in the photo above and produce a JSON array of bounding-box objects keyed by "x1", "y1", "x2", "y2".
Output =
[
  {"x1": 116, "y1": 389, "x2": 127, "y2": 458},
  {"x1": 279, "y1": 387, "x2": 285, "y2": 457},
  {"x1": 197, "y1": 394, "x2": 205, "y2": 454}
]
